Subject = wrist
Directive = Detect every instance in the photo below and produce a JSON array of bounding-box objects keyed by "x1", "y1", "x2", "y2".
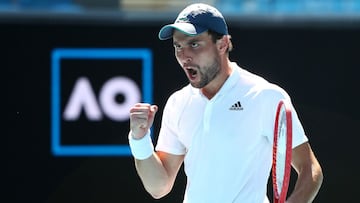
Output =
[{"x1": 128, "y1": 130, "x2": 154, "y2": 160}]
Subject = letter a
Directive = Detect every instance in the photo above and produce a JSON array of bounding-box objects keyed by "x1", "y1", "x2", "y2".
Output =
[{"x1": 63, "y1": 77, "x2": 103, "y2": 121}]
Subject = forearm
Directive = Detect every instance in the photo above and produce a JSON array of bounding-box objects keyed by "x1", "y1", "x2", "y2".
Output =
[
  {"x1": 286, "y1": 163, "x2": 323, "y2": 203},
  {"x1": 128, "y1": 131, "x2": 173, "y2": 199},
  {"x1": 135, "y1": 154, "x2": 173, "y2": 199}
]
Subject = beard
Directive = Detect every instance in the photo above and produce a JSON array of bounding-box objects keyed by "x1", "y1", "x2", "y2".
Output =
[{"x1": 189, "y1": 57, "x2": 221, "y2": 88}]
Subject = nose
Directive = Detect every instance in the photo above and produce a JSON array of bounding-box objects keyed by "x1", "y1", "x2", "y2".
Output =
[{"x1": 182, "y1": 57, "x2": 192, "y2": 65}]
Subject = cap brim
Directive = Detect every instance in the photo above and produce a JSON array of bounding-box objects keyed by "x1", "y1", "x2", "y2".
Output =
[{"x1": 158, "y1": 23, "x2": 207, "y2": 40}]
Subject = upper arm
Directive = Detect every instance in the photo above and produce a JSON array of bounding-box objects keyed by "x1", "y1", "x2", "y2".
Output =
[
  {"x1": 156, "y1": 151, "x2": 185, "y2": 186},
  {"x1": 291, "y1": 142, "x2": 322, "y2": 175}
]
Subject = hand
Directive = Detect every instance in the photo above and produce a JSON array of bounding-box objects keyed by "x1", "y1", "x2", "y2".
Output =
[{"x1": 129, "y1": 103, "x2": 158, "y2": 139}]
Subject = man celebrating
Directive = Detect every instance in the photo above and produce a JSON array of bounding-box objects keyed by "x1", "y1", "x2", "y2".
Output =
[{"x1": 128, "y1": 3, "x2": 323, "y2": 203}]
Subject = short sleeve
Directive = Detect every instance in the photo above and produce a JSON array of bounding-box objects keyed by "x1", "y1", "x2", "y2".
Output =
[{"x1": 155, "y1": 95, "x2": 187, "y2": 155}]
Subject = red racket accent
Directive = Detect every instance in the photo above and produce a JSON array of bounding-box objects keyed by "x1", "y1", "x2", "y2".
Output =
[{"x1": 272, "y1": 99, "x2": 292, "y2": 203}]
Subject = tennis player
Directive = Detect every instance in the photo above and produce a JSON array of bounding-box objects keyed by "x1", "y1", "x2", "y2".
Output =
[{"x1": 128, "y1": 3, "x2": 323, "y2": 203}]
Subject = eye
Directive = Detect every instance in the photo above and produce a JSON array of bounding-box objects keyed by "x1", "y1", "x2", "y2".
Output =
[
  {"x1": 173, "y1": 43, "x2": 182, "y2": 51},
  {"x1": 191, "y1": 42, "x2": 199, "y2": 48}
]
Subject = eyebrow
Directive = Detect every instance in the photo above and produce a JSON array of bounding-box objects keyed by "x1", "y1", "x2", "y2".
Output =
[
  {"x1": 173, "y1": 38, "x2": 202, "y2": 46},
  {"x1": 188, "y1": 39, "x2": 200, "y2": 44}
]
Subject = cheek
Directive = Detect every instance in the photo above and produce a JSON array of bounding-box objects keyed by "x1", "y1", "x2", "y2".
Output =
[
  {"x1": 196, "y1": 49, "x2": 215, "y2": 62},
  {"x1": 175, "y1": 53, "x2": 181, "y2": 63},
  {"x1": 174, "y1": 49, "x2": 183, "y2": 60},
  {"x1": 174, "y1": 51, "x2": 180, "y2": 59}
]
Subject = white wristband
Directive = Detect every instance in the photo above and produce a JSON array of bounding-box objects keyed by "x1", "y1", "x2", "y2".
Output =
[{"x1": 128, "y1": 130, "x2": 154, "y2": 160}]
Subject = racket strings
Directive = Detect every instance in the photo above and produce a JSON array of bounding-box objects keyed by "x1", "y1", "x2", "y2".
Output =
[{"x1": 275, "y1": 107, "x2": 287, "y2": 194}]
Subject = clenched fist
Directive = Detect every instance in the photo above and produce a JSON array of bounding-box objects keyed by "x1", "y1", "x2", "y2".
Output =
[{"x1": 129, "y1": 103, "x2": 158, "y2": 139}]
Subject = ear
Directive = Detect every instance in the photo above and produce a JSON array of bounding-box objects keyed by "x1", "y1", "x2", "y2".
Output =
[{"x1": 217, "y1": 36, "x2": 229, "y2": 54}]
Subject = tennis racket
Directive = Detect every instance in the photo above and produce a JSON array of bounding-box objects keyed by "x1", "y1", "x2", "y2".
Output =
[{"x1": 272, "y1": 99, "x2": 292, "y2": 203}]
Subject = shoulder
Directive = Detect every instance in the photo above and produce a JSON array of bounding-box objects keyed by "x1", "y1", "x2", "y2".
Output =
[
  {"x1": 166, "y1": 84, "x2": 193, "y2": 105},
  {"x1": 235, "y1": 66, "x2": 290, "y2": 101},
  {"x1": 163, "y1": 84, "x2": 194, "y2": 115}
]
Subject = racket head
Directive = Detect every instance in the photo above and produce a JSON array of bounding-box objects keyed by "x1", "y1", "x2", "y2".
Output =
[{"x1": 272, "y1": 99, "x2": 293, "y2": 203}]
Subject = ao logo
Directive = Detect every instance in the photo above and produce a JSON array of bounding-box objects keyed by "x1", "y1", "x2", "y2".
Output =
[
  {"x1": 63, "y1": 76, "x2": 140, "y2": 122},
  {"x1": 51, "y1": 48, "x2": 153, "y2": 156}
]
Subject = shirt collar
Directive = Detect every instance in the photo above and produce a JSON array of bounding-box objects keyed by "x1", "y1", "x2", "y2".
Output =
[{"x1": 190, "y1": 62, "x2": 240, "y2": 99}]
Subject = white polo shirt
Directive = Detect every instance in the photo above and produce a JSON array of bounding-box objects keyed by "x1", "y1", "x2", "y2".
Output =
[{"x1": 155, "y1": 63, "x2": 308, "y2": 203}]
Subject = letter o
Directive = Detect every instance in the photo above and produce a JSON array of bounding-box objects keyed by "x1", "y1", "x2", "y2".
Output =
[{"x1": 99, "y1": 76, "x2": 141, "y2": 121}]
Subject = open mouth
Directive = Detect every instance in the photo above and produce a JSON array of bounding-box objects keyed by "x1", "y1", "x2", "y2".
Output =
[{"x1": 186, "y1": 67, "x2": 198, "y2": 80}]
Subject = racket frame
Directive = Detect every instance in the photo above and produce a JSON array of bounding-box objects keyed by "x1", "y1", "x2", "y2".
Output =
[{"x1": 272, "y1": 99, "x2": 293, "y2": 203}]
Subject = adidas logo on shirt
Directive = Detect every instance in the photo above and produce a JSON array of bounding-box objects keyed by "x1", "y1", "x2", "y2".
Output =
[{"x1": 229, "y1": 101, "x2": 243, "y2": 110}]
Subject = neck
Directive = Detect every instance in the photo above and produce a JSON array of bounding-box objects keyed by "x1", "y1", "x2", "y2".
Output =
[{"x1": 201, "y1": 59, "x2": 232, "y2": 99}]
